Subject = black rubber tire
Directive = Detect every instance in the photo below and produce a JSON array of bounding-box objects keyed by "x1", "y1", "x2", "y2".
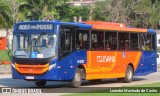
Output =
[
  {"x1": 122, "y1": 65, "x2": 133, "y2": 83},
  {"x1": 70, "y1": 68, "x2": 82, "y2": 88},
  {"x1": 35, "y1": 80, "x2": 47, "y2": 87},
  {"x1": 80, "y1": 68, "x2": 86, "y2": 80}
]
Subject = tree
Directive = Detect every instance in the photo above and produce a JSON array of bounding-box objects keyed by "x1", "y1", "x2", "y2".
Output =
[
  {"x1": 149, "y1": 0, "x2": 160, "y2": 29},
  {"x1": 0, "y1": 0, "x2": 13, "y2": 28},
  {"x1": 15, "y1": 0, "x2": 89, "y2": 22},
  {"x1": 16, "y1": 0, "x2": 66, "y2": 21},
  {"x1": 92, "y1": 0, "x2": 160, "y2": 29},
  {"x1": 93, "y1": 0, "x2": 142, "y2": 26},
  {"x1": 57, "y1": 5, "x2": 90, "y2": 22}
]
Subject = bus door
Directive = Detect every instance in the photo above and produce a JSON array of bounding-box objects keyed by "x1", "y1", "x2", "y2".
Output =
[
  {"x1": 59, "y1": 27, "x2": 73, "y2": 59},
  {"x1": 60, "y1": 34, "x2": 72, "y2": 52}
]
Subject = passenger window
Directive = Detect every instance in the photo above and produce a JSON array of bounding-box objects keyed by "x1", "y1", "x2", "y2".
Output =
[
  {"x1": 60, "y1": 29, "x2": 72, "y2": 52},
  {"x1": 141, "y1": 34, "x2": 152, "y2": 51},
  {"x1": 151, "y1": 34, "x2": 155, "y2": 50},
  {"x1": 91, "y1": 31, "x2": 104, "y2": 50},
  {"x1": 130, "y1": 33, "x2": 139, "y2": 50},
  {"x1": 105, "y1": 32, "x2": 117, "y2": 50},
  {"x1": 118, "y1": 33, "x2": 129, "y2": 50},
  {"x1": 76, "y1": 29, "x2": 89, "y2": 49}
]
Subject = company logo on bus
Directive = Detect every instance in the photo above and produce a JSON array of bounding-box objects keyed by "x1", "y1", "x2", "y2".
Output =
[
  {"x1": 17, "y1": 24, "x2": 54, "y2": 30},
  {"x1": 97, "y1": 56, "x2": 116, "y2": 62}
]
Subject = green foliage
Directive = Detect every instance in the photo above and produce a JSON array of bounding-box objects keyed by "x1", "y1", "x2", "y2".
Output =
[
  {"x1": 70, "y1": 6, "x2": 90, "y2": 21},
  {"x1": 92, "y1": 0, "x2": 160, "y2": 29},
  {"x1": 92, "y1": 1, "x2": 111, "y2": 21},
  {"x1": 0, "y1": 50, "x2": 11, "y2": 62},
  {"x1": 17, "y1": 0, "x2": 53, "y2": 21},
  {"x1": 14, "y1": 0, "x2": 90, "y2": 22},
  {"x1": 0, "y1": 0, "x2": 13, "y2": 28},
  {"x1": 1, "y1": 0, "x2": 160, "y2": 29},
  {"x1": 56, "y1": 4, "x2": 73, "y2": 21}
]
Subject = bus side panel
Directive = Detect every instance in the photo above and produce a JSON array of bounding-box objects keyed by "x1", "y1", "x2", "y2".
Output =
[
  {"x1": 134, "y1": 51, "x2": 157, "y2": 76},
  {"x1": 58, "y1": 50, "x2": 87, "y2": 80},
  {"x1": 85, "y1": 51, "x2": 142, "y2": 80}
]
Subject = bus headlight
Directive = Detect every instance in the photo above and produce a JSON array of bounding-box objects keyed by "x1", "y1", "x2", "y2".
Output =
[
  {"x1": 49, "y1": 63, "x2": 56, "y2": 71},
  {"x1": 12, "y1": 63, "x2": 16, "y2": 69}
]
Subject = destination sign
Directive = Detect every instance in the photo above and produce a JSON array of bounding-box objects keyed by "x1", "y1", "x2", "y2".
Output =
[{"x1": 17, "y1": 24, "x2": 54, "y2": 30}]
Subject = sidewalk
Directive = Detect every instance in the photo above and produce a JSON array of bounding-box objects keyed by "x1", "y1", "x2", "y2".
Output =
[{"x1": 0, "y1": 64, "x2": 11, "y2": 74}]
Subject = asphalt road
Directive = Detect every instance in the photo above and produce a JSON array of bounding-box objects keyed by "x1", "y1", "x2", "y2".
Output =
[{"x1": 0, "y1": 70, "x2": 160, "y2": 96}]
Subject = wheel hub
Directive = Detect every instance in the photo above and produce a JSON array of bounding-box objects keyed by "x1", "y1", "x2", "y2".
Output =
[
  {"x1": 127, "y1": 69, "x2": 132, "y2": 80},
  {"x1": 75, "y1": 72, "x2": 80, "y2": 83}
]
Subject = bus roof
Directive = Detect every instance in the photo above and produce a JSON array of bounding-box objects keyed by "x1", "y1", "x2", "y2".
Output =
[
  {"x1": 84, "y1": 21, "x2": 156, "y2": 33},
  {"x1": 14, "y1": 20, "x2": 156, "y2": 33},
  {"x1": 61, "y1": 21, "x2": 156, "y2": 33}
]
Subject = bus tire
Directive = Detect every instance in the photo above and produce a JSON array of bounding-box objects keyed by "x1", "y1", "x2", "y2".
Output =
[
  {"x1": 70, "y1": 68, "x2": 82, "y2": 88},
  {"x1": 122, "y1": 65, "x2": 133, "y2": 83},
  {"x1": 35, "y1": 80, "x2": 46, "y2": 87},
  {"x1": 80, "y1": 68, "x2": 86, "y2": 80}
]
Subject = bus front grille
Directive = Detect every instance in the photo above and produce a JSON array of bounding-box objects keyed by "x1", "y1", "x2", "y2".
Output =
[{"x1": 15, "y1": 63, "x2": 49, "y2": 75}]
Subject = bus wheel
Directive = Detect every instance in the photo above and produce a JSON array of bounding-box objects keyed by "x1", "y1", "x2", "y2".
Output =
[
  {"x1": 122, "y1": 65, "x2": 133, "y2": 83},
  {"x1": 35, "y1": 80, "x2": 46, "y2": 87},
  {"x1": 70, "y1": 68, "x2": 82, "y2": 88}
]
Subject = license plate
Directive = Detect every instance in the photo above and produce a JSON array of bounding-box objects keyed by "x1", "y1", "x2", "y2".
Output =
[{"x1": 26, "y1": 76, "x2": 34, "y2": 79}]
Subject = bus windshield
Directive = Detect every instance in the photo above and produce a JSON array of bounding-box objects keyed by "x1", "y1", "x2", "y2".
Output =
[{"x1": 13, "y1": 32, "x2": 57, "y2": 58}]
